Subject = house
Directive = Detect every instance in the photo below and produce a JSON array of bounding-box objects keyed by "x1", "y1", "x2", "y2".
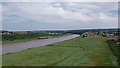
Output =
[
  {"x1": 38, "y1": 36, "x2": 48, "y2": 39},
  {"x1": 106, "y1": 34, "x2": 115, "y2": 38},
  {"x1": 2, "y1": 32, "x2": 11, "y2": 35},
  {"x1": 82, "y1": 32, "x2": 96, "y2": 37},
  {"x1": 13, "y1": 32, "x2": 28, "y2": 34},
  {"x1": 48, "y1": 33, "x2": 61, "y2": 35}
]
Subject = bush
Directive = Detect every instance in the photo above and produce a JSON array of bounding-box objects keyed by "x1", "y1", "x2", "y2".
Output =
[{"x1": 107, "y1": 39, "x2": 120, "y2": 66}]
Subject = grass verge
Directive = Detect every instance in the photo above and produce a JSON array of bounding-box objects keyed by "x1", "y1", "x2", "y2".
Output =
[{"x1": 2, "y1": 37, "x2": 118, "y2": 66}]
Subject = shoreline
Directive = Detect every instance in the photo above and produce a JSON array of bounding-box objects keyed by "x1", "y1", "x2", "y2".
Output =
[{"x1": 2, "y1": 34, "x2": 80, "y2": 54}]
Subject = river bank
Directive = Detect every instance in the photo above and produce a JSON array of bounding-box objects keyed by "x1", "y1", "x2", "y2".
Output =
[
  {"x1": 2, "y1": 34, "x2": 80, "y2": 54},
  {"x1": 2, "y1": 37, "x2": 117, "y2": 66}
]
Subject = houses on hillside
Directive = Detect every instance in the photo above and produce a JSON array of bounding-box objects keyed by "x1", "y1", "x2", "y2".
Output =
[
  {"x1": 82, "y1": 32, "x2": 96, "y2": 37},
  {"x1": 1, "y1": 31, "x2": 28, "y2": 35},
  {"x1": 48, "y1": 33, "x2": 62, "y2": 35},
  {"x1": 81, "y1": 31, "x2": 119, "y2": 39}
]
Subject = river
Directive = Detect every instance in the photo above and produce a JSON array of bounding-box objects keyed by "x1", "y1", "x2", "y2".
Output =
[{"x1": 1, "y1": 34, "x2": 80, "y2": 55}]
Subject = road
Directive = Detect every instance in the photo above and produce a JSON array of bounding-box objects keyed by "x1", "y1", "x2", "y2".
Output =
[{"x1": 2, "y1": 34, "x2": 80, "y2": 55}]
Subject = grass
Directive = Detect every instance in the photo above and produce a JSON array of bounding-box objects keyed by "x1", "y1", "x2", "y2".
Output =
[
  {"x1": 2, "y1": 37, "x2": 118, "y2": 66},
  {"x1": 107, "y1": 40, "x2": 120, "y2": 66},
  {"x1": 2, "y1": 38, "x2": 37, "y2": 44}
]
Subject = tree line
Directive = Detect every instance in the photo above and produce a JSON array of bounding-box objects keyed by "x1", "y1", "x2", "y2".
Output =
[
  {"x1": 2, "y1": 32, "x2": 64, "y2": 41},
  {"x1": 107, "y1": 39, "x2": 120, "y2": 66}
]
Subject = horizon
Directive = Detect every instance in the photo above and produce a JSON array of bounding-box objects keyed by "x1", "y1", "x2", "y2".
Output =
[{"x1": 1, "y1": 27, "x2": 118, "y2": 32}]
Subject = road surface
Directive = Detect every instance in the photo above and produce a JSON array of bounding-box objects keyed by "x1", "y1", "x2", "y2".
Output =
[{"x1": 2, "y1": 34, "x2": 80, "y2": 55}]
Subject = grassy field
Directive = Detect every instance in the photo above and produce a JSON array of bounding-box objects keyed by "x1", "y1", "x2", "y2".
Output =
[
  {"x1": 2, "y1": 38, "x2": 37, "y2": 44},
  {"x1": 2, "y1": 37, "x2": 118, "y2": 66}
]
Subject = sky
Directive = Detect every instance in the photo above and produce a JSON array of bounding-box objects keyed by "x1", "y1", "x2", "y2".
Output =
[{"x1": 1, "y1": 1, "x2": 119, "y2": 31}]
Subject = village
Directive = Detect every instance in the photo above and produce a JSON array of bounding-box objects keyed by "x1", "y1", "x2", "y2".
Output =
[{"x1": 81, "y1": 31, "x2": 119, "y2": 39}]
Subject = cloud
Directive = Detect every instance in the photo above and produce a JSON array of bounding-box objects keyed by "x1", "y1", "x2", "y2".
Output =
[
  {"x1": 0, "y1": 3, "x2": 2, "y2": 30},
  {"x1": 2, "y1": 2, "x2": 118, "y2": 30},
  {"x1": 2, "y1": 0, "x2": 120, "y2": 2}
]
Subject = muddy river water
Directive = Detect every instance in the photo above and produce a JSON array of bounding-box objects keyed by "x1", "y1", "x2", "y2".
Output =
[{"x1": 2, "y1": 34, "x2": 80, "y2": 54}]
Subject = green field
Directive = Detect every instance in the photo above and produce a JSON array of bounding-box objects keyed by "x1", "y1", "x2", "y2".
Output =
[
  {"x1": 2, "y1": 37, "x2": 118, "y2": 66},
  {"x1": 2, "y1": 38, "x2": 37, "y2": 44}
]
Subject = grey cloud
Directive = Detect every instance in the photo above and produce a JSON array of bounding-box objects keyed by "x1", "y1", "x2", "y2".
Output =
[{"x1": 2, "y1": 2, "x2": 118, "y2": 30}]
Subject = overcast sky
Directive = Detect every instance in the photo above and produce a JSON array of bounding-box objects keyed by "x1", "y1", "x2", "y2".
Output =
[{"x1": 1, "y1": 2, "x2": 118, "y2": 31}]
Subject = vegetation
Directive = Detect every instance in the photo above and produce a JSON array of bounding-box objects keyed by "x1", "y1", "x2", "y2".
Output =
[
  {"x1": 107, "y1": 39, "x2": 120, "y2": 66},
  {"x1": 2, "y1": 32, "x2": 65, "y2": 44},
  {"x1": 66, "y1": 28, "x2": 118, "y2": 34},
  {"x1": 2, "y1": 37, "x2": 118, "y2": 66}
]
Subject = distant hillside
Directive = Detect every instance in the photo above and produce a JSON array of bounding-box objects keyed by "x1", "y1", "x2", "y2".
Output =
[
  {"x1": 1, "y1": 28, "x2": 119, "y2": 34},
  {"x1": 66, "y1": 28, "x2": 119, "y2": 34}
]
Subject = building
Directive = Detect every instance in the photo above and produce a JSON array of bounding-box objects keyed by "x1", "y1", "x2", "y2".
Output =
[
  {"x1": 105, "y1": 34, "x2": 115, "y2": 38},
  {"x1": 82, "y1": 32, "x2": 96, "y2": 37}
]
